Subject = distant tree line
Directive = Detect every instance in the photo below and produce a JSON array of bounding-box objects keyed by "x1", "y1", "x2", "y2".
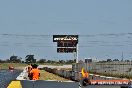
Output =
[
  {"x1": 99, "y1": 58, "x2": 131, "y2": 62},
  {"x1": 1, "y1": 55, "x2": 131, "y2": 64},
  {"x1": 0, "y1": 55, "x2": 22, "y2": 63},
  {"x1": 0, "y1": 55, "x2": 76, "y2": 64},
  {"x1": 37, "y1": 59, "x2": 76, "y2": 64}
]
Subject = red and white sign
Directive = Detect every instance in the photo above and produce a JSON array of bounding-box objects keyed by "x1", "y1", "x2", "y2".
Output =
[{"x1": 90, "y1": 80, "x2": 130, "y2": 85}]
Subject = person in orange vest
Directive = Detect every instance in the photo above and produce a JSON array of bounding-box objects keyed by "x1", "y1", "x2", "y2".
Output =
[
  {"x1": 27, "y1": 64, "x2": 33, "y2": 80},
  {"x1": 9, "y1": 65, "x2": 14, "y2": 70},
  {"x1": 81, "y1": 68, "x2": 89, "y2": 78},
  {"x1": 27, "y1": 64, "x2": 32, "y2": 72},
  {"x1": 29, "y1": 64, "x2": 40, "y2": 80},
  {"x1": 81, "y1": 68, "x2": 91, "y2": 86}
]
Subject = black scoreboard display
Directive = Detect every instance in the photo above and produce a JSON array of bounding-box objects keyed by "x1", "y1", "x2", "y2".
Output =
[
  {"x1": 53, "y1": 35, "x2": 78, "y2": 53},
  {"x1": 57, "y1": 48, "x2": 76, "y2": 53},
  {"x1": 57, "y1": 41, "x2": 77, "y2": 47}
]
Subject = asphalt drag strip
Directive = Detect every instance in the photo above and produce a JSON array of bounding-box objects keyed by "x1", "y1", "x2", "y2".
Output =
[
  {"x1": 0, "y1": 69, "x2": 22, "y2": 88},
  {"x1": 21, "y1": 80, "x2": 79, "y2": 88},
  {"x1": 20, "y1": 80, "x2": 130, "y2": 88}
]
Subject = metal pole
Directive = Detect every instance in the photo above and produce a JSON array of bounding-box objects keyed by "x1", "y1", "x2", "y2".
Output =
[{"x1": 76, "y1": 43, "x2": 79, "y2": 63}]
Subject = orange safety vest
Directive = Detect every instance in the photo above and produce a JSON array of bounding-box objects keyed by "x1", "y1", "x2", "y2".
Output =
[
  {"x1": 30, "y1": 68, "x2": 40, "y2": 80},
  {"x1": 81, "y1": 68, "x2": 89, "y2": 78}
]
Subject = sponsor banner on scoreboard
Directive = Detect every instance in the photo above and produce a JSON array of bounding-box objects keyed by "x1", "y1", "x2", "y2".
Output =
[{"x1": 53, "y1": 35, "x2": 78, "y2": 42}]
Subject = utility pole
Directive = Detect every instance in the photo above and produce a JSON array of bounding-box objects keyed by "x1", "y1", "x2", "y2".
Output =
[
  {"x1": 76, "y1": 43, "x2": 79, "y2": 63},
  {"x1": 121, "y1": 52, "x2": 125, "y2": 76},
  {"x1": 121, "y1": 52, "x2": 124, "y2": 61}
]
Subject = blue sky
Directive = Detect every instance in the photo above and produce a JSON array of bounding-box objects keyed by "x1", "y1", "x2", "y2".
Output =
[{"x1": 0, "y1": 0, "x2": 132, "y2": 61}]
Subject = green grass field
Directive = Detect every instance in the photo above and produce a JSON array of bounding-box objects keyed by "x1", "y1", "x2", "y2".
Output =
[
  {"x1": 40, "y1": 70, "x2": 70, "y2": 81},
  {"x1": 0, "y1": 63, "x2": 27, "y2": 69},
  {"x1": 0, "y1": 63, "x2": 66, "y2": 69}
]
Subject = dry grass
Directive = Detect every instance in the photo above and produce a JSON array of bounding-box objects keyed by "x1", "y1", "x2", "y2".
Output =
[
  {"x1": 0, "y1": 63, "x2": 27, "y2": 69},
  {"x1": 40, "y1": 70, "x2": 70, "y2": 81}
]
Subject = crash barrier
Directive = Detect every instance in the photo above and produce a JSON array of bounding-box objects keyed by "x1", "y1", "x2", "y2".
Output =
[
  {"x1": 42, "y1": 67, "x2": 125, "y2": 82},
  {"x1": 21, "y1": 80, "x2": 78, "y2": 88},
  {"x1": 7, "y1": 80, "x2": 132, "y2": 88},
  {"x1": 43, "y1": 67, "x2": 73, "y2": 80},
  {"x1": 39, "y1": 63, "x2": 128, "y2": 81}
]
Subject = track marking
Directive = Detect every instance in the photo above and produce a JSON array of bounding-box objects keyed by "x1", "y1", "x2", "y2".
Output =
[{"x1": 7, "y1": 81, "x2": 22, "y2": 88}]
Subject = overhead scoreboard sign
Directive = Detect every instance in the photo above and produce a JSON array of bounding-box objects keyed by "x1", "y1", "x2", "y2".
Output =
[
  {"x1": 53, "y1": 35, "x2": 78, "y2": 42},
  {"x1": 53, "y1": 35, "x2": 78, "y2": 53},
  {"x1": 57, "y1": 47, "x2": 77, "y2": 53}
]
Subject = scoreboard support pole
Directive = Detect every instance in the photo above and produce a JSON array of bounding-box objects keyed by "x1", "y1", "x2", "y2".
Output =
[
  {"x1": 76, "y1": 43, "x2": 79, "y2": 63},
  {"x1": 74, "y1": 43, "x2": 78, "y2": 63}
]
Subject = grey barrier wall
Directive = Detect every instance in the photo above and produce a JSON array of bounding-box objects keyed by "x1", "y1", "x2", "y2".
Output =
[
  {"x1": 43, "y1": 67, "x2": 73, "y2": 80},
  {"x1": 42, "y1": 65, "x2": 107, "y2": 81},
  {"x1": 42, "y1": 61, "x2": 132, "y2": 81}
]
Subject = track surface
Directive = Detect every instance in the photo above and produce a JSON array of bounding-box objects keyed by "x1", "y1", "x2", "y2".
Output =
[
  {"x1": 20, "y1": 80, "x2": 129, "y2": 88},
  {"x1": 0, "y1": 70, "x2": 22, "y2": 88}
]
